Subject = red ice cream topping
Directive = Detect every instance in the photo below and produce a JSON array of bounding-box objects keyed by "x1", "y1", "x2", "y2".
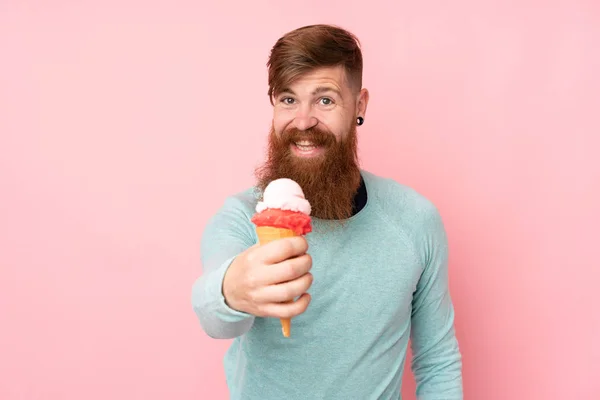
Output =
[{"x1": 251, "y1": 208, "x2": 312, "y2": 235}]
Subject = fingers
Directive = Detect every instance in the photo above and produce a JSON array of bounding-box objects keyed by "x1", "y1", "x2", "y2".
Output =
[
  {"x1": 256, "y1": 236, "x2": 308, "y2": 265},
  {"x1": 264, "y1": 253, "x2": 312, "y2": 285},
  {"x1": 260, "y1": 293, "x2": 312, "y2": 319},
  {"x1": 239, "y1": 236, "x2": 313, "y2": 319},
  {"x1": 254, "y1": 271, "x2": 313, "y2": 303}
]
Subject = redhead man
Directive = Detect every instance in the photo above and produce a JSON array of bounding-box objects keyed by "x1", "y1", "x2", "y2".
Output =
[{"x1": 192, "y1": 24, "x2": 463, "y2": 400}]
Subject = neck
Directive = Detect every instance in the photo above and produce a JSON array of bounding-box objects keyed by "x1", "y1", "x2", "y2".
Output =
[{"x1": 351, "y1": 174, "x2": 367, "y2": 215}]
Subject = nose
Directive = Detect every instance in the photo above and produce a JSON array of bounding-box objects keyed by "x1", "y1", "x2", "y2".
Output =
[{"x1": 293, "y1": 105, "x2": 318, "y2": 131}]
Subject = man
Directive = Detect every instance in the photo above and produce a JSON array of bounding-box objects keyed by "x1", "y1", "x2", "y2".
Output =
[{"x1": 192, "y1": 24, "x2": 463, "y2": 400}]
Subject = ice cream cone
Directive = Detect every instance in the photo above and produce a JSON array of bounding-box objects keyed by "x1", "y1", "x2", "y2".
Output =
[
  {"x1": 255, "y1": 226, "x2": 297, "y2": 242},
  {"x1": 251, "y1": 178, "x2": 313, "y2": 338},
  {"x1": 255, "y1": 226, "x2": 297, "y2": 338}
]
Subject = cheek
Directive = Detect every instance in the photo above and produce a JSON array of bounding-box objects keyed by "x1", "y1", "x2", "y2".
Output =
[
  {"x1": 320, "y1": 116, "x2": 349, "y2": 139},
  {"x1": 272, "y1": 110, "x2": 293, "y2": 133}
]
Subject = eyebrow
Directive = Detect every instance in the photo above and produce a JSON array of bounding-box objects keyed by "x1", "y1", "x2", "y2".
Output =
[
  {"x1": 279, "y1": 86, "x2": 342, "y2": 97},
  {"x1": 313, "y1": 86, "x2": 342, "y2": 97}
]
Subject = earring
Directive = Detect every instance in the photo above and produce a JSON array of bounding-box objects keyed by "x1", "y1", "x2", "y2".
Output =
[{"x1": 356, "y1": 116, "x2": 364, "y2": 126}]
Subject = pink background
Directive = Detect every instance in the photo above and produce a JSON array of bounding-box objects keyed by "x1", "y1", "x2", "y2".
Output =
[{"x1": 1, "y1": 1, "x2": 599, "y2": 399}]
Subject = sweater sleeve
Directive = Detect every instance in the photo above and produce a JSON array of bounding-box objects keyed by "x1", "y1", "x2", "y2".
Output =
[
  {"x1": 410, "y1": 204, "x2": 463, "y2": 399},
  {"x1": 191, "y1": 195, "x2": 257, "y2": 339}
]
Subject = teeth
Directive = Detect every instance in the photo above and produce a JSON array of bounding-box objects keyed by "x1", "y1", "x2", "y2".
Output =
[{"x1": 295, "y1": 141, "x2": 316, "y2": 151}]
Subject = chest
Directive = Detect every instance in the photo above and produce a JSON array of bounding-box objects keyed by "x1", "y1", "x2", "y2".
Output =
[{"x1": 304, "y1": 227, "x2": 423, "y2": 321}]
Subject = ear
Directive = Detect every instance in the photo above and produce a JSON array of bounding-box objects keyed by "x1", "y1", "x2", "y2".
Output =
[{"x1": 356, "y1": 88, "x2": 369, "y2": 119}]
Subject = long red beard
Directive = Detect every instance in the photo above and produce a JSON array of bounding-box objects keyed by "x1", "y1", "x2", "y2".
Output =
[{"x1": 255, "y1": 123, "x2": 362, "y2": 220}]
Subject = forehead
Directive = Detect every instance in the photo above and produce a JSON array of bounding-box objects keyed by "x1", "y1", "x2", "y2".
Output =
[{"x1": 283, "y1": 66, "x2": 351, "y2": 95}]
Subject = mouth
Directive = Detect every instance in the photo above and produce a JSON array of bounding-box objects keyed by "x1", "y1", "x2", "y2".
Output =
[{"x1": 291, "y1": 140, "x2": 324, "y2": 157}]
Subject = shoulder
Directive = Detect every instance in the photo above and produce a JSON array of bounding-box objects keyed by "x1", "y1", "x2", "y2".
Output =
[
  {"x1": 218, "y1": 186, "x2": 260, "y2": 219},
  {"x1": 362, "y1": 170, "x2": 448, "y2": 268},
  {"x1": 203, "y1": 186, "x2": 260, "y2": 237},
  {"x1": 362, "y1": 170, "x2": 447, "y2": 258},
  {"x1": 362, "y1": 170, "x2": 441, "y2": 223}
]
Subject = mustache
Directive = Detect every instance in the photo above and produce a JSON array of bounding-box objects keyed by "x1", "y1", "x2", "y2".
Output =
[{"x1": 279, "y1": 127, "x2": 337, "y2": 147}]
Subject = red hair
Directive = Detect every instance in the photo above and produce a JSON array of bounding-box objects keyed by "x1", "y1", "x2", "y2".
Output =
[{"x1": 266, "y1": 24, "x2": 363, "y2": 104}]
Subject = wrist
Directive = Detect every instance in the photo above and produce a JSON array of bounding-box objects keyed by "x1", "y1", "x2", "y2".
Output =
[{"x1": 222, "y1": 258, "x2": 242, "y2": 312}]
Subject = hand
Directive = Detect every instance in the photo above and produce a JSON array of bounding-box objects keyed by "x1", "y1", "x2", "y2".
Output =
[{"x1": 222, "y1": 236, "x2": 313, "y2": 319}]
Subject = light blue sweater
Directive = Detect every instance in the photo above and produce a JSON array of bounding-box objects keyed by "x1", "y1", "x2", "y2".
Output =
[{"x1": 192, "y1": 170, "x2": 463, "y2": 399}]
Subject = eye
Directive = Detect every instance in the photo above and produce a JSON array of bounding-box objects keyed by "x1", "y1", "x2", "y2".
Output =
[
  {"x1": 319, "y1": 97, "x2": 334, "y2": 106},
  {"x1": 280, "y1": 97, "x2": 295, "y2": 105}
]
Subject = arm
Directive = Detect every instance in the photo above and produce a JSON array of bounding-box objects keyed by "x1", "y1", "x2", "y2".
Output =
[
  {"x1": 191, "y1": 196, "x2": 256, "y2": 339},
  {"x1": 410, "y1": 204, "x2": 463, "y2": 399}
]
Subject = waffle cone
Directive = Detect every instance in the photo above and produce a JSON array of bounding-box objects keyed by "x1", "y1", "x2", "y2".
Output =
[
  {"x1": 255, "y1": 225, "x2": 298, "y2": 338},
  {"x1": 255, "y1": 226, "x2": 298, "y2": 243}
]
